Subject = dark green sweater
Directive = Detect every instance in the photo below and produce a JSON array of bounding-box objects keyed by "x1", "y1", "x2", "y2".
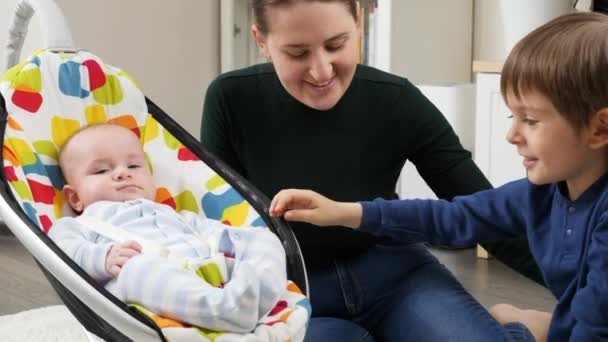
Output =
[{"x1": 201, "y1": 63, "x2": 492, "y2": 266}]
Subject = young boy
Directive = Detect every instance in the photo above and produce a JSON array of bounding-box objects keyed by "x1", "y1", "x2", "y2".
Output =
[
  {"x1": 270, "y1": 12, "x2": 608, "y2": 341},
  {"x1": 49, "y1": 123, "x2": 287, "y2": 332}
]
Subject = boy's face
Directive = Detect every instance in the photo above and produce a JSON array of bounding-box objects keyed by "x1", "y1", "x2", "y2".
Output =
[
  {"x1": 505, "y1": 90, "x2": 599, "y2": 193},
  {"x1": 62, "y1": 125, "x2": 156, "y2": 212}
]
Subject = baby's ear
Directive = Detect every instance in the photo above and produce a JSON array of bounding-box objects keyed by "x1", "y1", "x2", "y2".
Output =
[
  {"x1": 588, "y1": 108, "x2": 608, "y2": 149},
  {"x1": 63, "y1": 185, "x2": 83, "y2": 213}
]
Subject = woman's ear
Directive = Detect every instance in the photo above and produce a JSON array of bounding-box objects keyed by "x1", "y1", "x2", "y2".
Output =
[
  {"x1": 63, "y1": 185, "x2": 83, "y2": 213},
  {"x1": 355, "y1": 1, "x2": 362, "y2": 26},
  {"x1": 251, "y1": 24, "x2": 270, "y2": 60},
  {"x1": 588, "y1": 108, "x2": 608, "y2": 149}
]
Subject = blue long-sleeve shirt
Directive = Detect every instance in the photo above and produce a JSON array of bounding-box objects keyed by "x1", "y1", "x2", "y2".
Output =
[{"x1": 360, "y1": 176, "x2": 608, "y2": 341}]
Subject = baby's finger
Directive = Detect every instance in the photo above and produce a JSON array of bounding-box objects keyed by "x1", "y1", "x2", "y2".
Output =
[
  {"x1": 114, "y1": 256, "x2": 133, "y2": 267},
  {"x1": 108, "y1": 264, "x2": 121, "y2": 278},
  {"x1": 121, "y1": 240, "x2": 142, "y2": 253},
  {"x1": 120, "y1": 248, "x2": 141, "y2": 258}
]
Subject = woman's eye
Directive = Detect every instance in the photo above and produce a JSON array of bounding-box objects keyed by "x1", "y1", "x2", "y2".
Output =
[
  {"x1": 326, "y1": 44, "x2": 344, "y2": 52},
  {"x1": 287, "y1": 51, "x2": 307, "y2": 59}
]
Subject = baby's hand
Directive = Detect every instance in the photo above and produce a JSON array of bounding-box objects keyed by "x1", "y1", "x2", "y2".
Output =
[
  {"x1": 105, "y1": 240, "x2": 142, "y2": 278},
  {"x1": 270, "y1": 189, "x2": 362, "y2": 228}
]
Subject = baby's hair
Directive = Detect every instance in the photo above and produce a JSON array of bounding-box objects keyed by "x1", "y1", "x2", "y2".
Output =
[
  {"x1": 58, "y1": 123, "x2": 137, "y2": 180},
  {"x1": 501, "y1": 12, "x2": 608, "y2": 130}
]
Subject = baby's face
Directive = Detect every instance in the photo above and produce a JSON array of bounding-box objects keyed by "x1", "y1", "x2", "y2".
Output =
[{"x1": 62, "y1": 125, "x2": 156, "y2": 212}]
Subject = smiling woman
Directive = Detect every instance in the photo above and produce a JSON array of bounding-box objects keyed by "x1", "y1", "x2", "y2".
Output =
[
  {"x1": 250, "y1": 1, "x2": 359, "y2": 110},
  {"x1": 220, "y1": 0, "x2": 387, "y2": 73},
  {"x1": 200, "y1": 1, "x2": 527, "y2": 341}
]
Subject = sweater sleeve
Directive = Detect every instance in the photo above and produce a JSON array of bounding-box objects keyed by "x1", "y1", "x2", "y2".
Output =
[
  {"x1": 201, "y1": 77, "x2": 246, "y2": 176},
  {"x1": 570, "y1": 213, "x2": 608, "y2": 340},
  {"x1": 359, "y1": 180, "x2": 529, "y2": 247},
  {"x1": 48, "y1": 218, "x2": 113, "y2": 282},
  {"x1": 398, "y1": 82, "x2": 493, "y2": 199}
]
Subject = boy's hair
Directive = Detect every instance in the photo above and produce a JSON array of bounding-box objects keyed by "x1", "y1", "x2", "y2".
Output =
[{"x1": 501, "y1": 12, "x2": 608, "y2": 130}]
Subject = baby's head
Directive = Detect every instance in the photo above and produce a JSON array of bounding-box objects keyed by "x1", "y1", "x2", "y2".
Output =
[{"x1": 59, "y1": 124, "x2": 156, "y2": 213}]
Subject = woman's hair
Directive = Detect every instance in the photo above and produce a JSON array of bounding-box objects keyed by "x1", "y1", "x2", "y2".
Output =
[
  {"x1": 501, "y1": 12, "x2": 608, "y2": 130},
  {"x1": 252, "y1": 0, "x2": 358, "y2": 34}
]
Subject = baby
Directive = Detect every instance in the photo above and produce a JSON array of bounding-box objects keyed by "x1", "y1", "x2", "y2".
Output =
[{"x1": 49, "y1": 123, "x2": 287, "y2": 332}]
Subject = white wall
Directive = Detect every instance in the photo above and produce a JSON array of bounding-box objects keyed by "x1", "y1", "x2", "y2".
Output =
[
  {"x1": 473, "y1": 0, "x2": 573, "y2": 62},
  {"x1": 0, "y1": 0, "x2": 220, "y2": 138},
  {"x1": 390, "y1": 0, "x2": 473, "y2": 84}
]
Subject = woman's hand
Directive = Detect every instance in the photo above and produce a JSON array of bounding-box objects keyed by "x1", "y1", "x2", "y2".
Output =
[
  {"x1": 105, "y1": 240, "x2": 142, "y2": 278},
  {"x1": 270, "y1": 189, "x2": 362, "y2": 228}
]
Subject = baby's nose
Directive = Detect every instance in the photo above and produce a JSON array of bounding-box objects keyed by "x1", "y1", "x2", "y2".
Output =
[{"x1": 113, "y1": 167, "x2": 131, "y2": 180}]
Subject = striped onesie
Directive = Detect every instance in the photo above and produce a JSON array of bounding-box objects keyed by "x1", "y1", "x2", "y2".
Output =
[{"x1": 48, "y1": 199, "x2": 287, "y2": 332}]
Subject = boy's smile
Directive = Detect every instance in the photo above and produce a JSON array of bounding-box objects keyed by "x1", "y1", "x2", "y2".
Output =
[{"x1": 505, "y1": 90, "x2": 607, "y2": 200}]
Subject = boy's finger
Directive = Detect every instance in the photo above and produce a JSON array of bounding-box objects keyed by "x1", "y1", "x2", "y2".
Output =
[{"x1": 284, "y1": 209, "x2": 314, "y2": 223}]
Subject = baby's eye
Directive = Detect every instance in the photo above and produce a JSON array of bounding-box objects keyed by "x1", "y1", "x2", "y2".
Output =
[
  {"x1": 94, "y1": 169, "x2": 108, "y2": 175},
  {"x1": 128, "y1": 164, "x2": 141, "y2": 169}
]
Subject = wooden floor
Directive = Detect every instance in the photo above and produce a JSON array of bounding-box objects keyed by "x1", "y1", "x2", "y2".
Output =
[{"x1": 0, "y1": 229, "x2": 556, "y2": 316}]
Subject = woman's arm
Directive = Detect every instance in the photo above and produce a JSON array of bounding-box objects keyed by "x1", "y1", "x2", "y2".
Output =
[{"x1": 200, "y1": 77, "x2": 245, "y2": 175}]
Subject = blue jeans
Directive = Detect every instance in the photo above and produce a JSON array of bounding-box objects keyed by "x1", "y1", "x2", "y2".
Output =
[
  {"x1": 304, "y1": 243, "x2": 516, "y2": 342},
  {"x1": 504, "y1": 322, "x2": 536, "y2": 342}
]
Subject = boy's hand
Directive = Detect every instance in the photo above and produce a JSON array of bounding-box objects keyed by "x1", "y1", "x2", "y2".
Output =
[
  {"x1": 105, "y1": 240, "x2": 142, "y2": 278},
  {"x1": 270, "y1": 189, "x2": 362, "y2": 228}
]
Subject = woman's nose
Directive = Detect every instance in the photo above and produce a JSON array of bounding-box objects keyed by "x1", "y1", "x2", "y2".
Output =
[{"x1": 309, "y1": 52, "x2": 334, "y2": 82}]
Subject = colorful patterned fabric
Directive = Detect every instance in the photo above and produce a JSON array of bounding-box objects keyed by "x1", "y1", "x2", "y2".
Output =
[
  {"x1": 0, "y1": 49, "x2": 309, "y2": 341},
  {"x1": 1, "y1": 49, "x2": 268, "y2": 232}
]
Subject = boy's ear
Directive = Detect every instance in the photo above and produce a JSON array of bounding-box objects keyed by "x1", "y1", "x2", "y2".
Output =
[
  {"x1": 588, "y1": 108, "x2": 608, "y2": 149},
  {"x1": 251, "y1": 24, "x2": 270, "y2": 60},
  {"x1": 63, "y1": 185, "x2": 83, "y2": 213}
]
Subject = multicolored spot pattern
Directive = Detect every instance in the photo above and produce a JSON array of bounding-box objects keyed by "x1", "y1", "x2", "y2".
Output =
[
  {"x1": 0, "y1": 49, "x2": 262, "y2": 231},
  {"x1": 0, "y1": 49, "x2": 309, "y2": 341}
]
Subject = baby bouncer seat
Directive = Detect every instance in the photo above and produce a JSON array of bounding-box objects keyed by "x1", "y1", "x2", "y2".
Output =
[{"x1": 0, "y1": 0, "x2": 309, "y2": 341}]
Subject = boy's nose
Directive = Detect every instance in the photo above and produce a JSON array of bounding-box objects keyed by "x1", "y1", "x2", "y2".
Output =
[{"x1": 506, "y1": 122, "x2": 520, "y2": 145}]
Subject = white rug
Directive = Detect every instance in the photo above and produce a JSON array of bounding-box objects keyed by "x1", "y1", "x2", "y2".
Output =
[{"x1": 0, "y1": 305, "x2": 89, "y2": 341}]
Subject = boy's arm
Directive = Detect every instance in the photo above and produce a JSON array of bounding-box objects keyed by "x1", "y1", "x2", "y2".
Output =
[
  {"x1": 570, "y1": 214, "x2": 608, "y2": 340},
  {"x1": 360, "y1": 183, "x2": 527, "y2": 247},
  {"x1": 48, "y1": 218, "x2": 114, "y2": 281},
  {"x1": 272, "y1": 181, "x2": 529, "y2": 248},
  {"x1": 270, "y1": 189, "x2": 362, "y2": 228}
]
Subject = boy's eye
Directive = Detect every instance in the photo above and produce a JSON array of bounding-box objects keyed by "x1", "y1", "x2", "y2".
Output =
[
  {"x1": 523, "y1": 118, "x2": 539, "y2": 126},
  {"x1": 326, "y1": 44, "x2": 344, "y2": 52}
]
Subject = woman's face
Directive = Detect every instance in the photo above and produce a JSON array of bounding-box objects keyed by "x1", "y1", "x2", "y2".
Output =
[{"x1": 252, "y1": 1, "x2": 360, "y2": 111}]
